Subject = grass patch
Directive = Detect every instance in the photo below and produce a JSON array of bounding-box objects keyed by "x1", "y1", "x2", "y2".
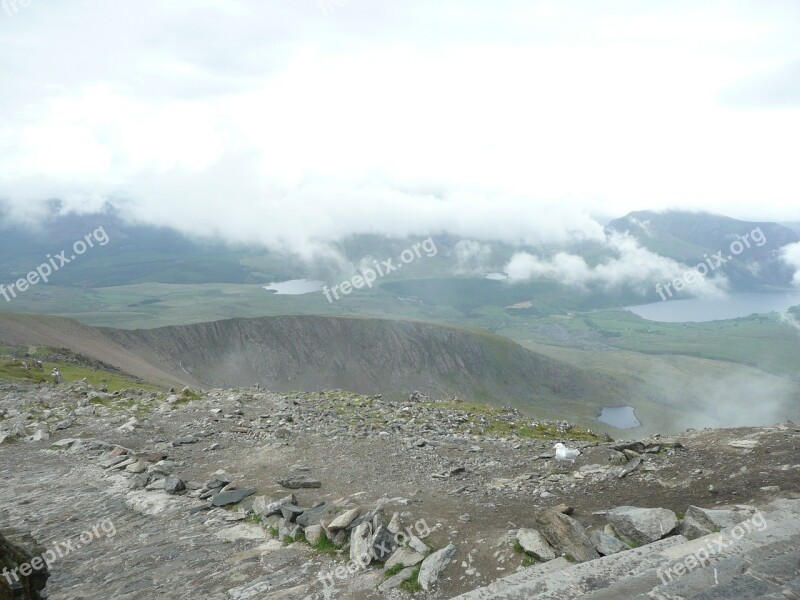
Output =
[
  {"x1": 268, "y1": 526, "x2": 279, "y2": 539},
  {"x1": 312, "y1": 534, "x2": 339, "y2": 555},
  {"x1": 385, "y1": 564, "x2": 405, "y2": 578},
  {"x1": 399, "y1": 566, "x2": 422, "y2": 593},
  {"x1": 245, "y1": 513, "x2": 263, "y2": 525},
  {"x1": 513, "y1": 540, "x2": 537, "y2": 567}
]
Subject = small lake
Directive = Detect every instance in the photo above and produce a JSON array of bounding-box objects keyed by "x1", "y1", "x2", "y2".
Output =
[
  {"x1": 263, "y1": 279, "x2": 325, "y2": 295},
  {"x1": 599, "y1": 406, "x2": 641, "y2": 429},
  {"x1": 626, "y1": 292, "x2": 800, "y2": 323}
]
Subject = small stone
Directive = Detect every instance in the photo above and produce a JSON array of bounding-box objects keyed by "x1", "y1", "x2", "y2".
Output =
[
  {"x1": 128, "y1": 472, "x2": 150, "y2": 490},
  {"x1": 277, "y1": 476, "x2": 321, "y2": 489},
  {"x1": 125, "y1": 461, "x2": 148, "y2": 474},
  {"x1": 589, "y1": 530, "x2": 629, "y2": 556},
  {"x1": 211, "y1": 487, "x2": 256, "y2": 507},
  {"x1": 328, "y1": 507, "x2": 361, "y2": 531},
  {"x1": 173, "y1": 435, "x2": 198, "y2": 445},
  {"x1": 164, "y1": 476, "x2": 186, "y2": 495},
  {"x1": 304, "y1": 524, "x2": 324, "y2": 545}
]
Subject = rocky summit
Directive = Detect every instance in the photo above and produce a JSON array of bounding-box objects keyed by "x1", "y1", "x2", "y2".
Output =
[{"x1": 0, "y1": 379, "x2": 798, "y2": 599}]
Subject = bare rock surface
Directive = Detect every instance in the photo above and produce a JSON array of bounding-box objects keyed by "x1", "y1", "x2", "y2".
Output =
[{"x1": 1, "y1": 380, "x2": 799, "y2": 599}]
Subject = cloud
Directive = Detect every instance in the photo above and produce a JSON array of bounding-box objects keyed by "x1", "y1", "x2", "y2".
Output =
[
  {"x1": 453, "y1": 240, "x2": 493, "y2": 274},
  {"x1": 504, "y1": 233, "x2": 729, "y2": 297},
  {"x1": 779, "y1": 311, "x2": 800, "y2": 336},
  {"x1": 719, "y1": 59, "x2": 800, "y2": 109},
  {"x1": 1, "y1": 0, "x2": 800, "y2": 251},
  {"x1": 780, "y1": 242, "x2": 800, "y2": 286}
]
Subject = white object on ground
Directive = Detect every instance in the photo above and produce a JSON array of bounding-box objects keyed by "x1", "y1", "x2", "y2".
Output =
[{"x1": 553, "y1": 442, "x2": 581, "y2": 463}]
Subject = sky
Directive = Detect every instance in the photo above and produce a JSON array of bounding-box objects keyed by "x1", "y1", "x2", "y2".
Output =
[{"x1": 1, "y1": 0, "x2": 799, "y2": 258}]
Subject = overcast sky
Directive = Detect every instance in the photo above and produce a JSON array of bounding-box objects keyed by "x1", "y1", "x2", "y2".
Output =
[{"x1": 1, "y1": 0, "x2": 799, "y2": 255}]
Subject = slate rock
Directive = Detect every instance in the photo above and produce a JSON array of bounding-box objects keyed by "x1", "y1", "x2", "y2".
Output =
[
  {"x1": 378, "y1": 566, "x2": 415, "y2": 592},
  {"x1": 164, "y1": 476, "x2": 186, "y2": 495},
  {"x1": 173, "y1": 435, "x2": 198, "y2": 445},
  {"x1": 304, "y1": 524, "x2": 324, "y2": 545},
  {"x1": 280, "y1": 504, "x2": 304, "y2": 523},
  {"x1": 516, "y1": 528, "x2": 556, "y2": 560},
  {"x1": 371, "y1": 525, "x2": 398, "y2": 562},
  {"x1": 534, "y1": 509, "x2": 600, "y2": 562},
  {"x1": 419, "y1": 543, "x2": 457, "y2": 591},
  {"x1": 589, "y1": 530, "x2": 629, "y2": 556},
  {"x1": 350, "y1": 522, "x2": 373, "y2": 565},
  {"x1": 384, "y1": 546, "x2": 424, "y2": 571},
  {"x1": 211, "y1": 487, "x2": 257, "y2": 507},
  {"x1": 328, "y1": 507, "x2": 361, "y2": 531},
  {"x1": 607, "y1": 506, "x2": 678, "y2": 546},
  {"x1": 296, "y1": 501, "x2": 336, "y2": 528},
  {"x1": 253, "y1": 493, "x2": 296, "y2": 517},
  {"x1": 277, "y1": 476, "x2": 321, "y2": 489}
]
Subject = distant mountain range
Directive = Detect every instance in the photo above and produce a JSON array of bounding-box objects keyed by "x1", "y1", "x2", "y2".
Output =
[
  {"x1": 606, "y1": 210, "x2": 799, "y2": 290},
  {"x1": 2, "y1": 206, "x2": 797, "y2": 295}
]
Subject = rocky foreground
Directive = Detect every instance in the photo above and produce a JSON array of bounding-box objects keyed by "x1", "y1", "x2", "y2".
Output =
[{"x1": 0, "y1": 380, "x2": 798, "y2": 599}]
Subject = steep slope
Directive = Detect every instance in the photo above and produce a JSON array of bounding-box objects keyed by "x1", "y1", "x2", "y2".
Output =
[
  {"x1": 99, "y1": 315, "x2": 607, "y2": 404},
  {"x1": 0, "y1": 312, "x2": 185, "y2": 387},
  {"x1": 0, "y1": 312, "x2": 618, "y2": 407}
]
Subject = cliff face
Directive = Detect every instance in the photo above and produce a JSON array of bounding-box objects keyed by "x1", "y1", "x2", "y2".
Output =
[{"x1": 100, "y1": 315, "x2": 598, "y2": 402}]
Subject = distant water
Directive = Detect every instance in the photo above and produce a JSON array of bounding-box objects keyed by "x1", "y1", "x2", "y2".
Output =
[
  {"x1": 599, "y1": 406, "x2": 641, "y2": 429},
  {"x1": 485, "y1": 272, "x2": 508, "y2": 280},
  {"x1": 626, "y1": 292, "x2": 800, "y2": 323},
  {"x1": 263, "y1": 279, "x2": 325, "y2": 295}
]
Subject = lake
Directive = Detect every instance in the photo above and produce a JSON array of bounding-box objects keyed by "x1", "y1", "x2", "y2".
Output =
[
  {"x1": 263, "y1": 279, "x2": 325, "y2": 295},
  {"x1": 626, "y1": 292, "x2": 800, "y2": 323},
  {"x1": 598, "y1": 406, "x2": 641, "y2": 429}
]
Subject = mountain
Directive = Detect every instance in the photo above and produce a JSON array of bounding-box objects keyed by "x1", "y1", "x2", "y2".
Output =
[
  {"x1": 607, "y1": 210, "x2": 799, "y2": 289},
  {"x1": 99, "y1": 315, "x2": 611, "y2": 404},
  {"x1": 0, "y1": 312, "x2": 624, "y2": 408}
]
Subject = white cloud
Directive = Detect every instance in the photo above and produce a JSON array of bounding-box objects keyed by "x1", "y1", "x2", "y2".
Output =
[
  {"x1": 1, "y1": 0, "x2": 799, "y2": 251},
  {"x1": 505, "y1": 233, "x2": 729, "y2": 297},
  {"x1": 453, "y1": 240, "x2": 493, "y2": 274},
  {"x1": 781, "y1": 242, "x2": 800, "y2": 286}
]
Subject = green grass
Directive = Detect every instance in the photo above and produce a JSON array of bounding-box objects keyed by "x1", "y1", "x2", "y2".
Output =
[
  {"x1": 399, "y1": 566, "x2": 422, "y2": 593},
  {"x1": 385, "y1": 564, "x2": 405, "y2": 578},
  {"x1": 245, "y1": 513, "x2": 263, "y2": 525},
  {"x1": 312, "y1": 534, "x2": 339, "y2": 555},
  {"x1": 513, "y1": 540, "x2": 537, "y2": 567},
  {"x1": 0, "y1": 351, "x2": 163, "y2": 393}
]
